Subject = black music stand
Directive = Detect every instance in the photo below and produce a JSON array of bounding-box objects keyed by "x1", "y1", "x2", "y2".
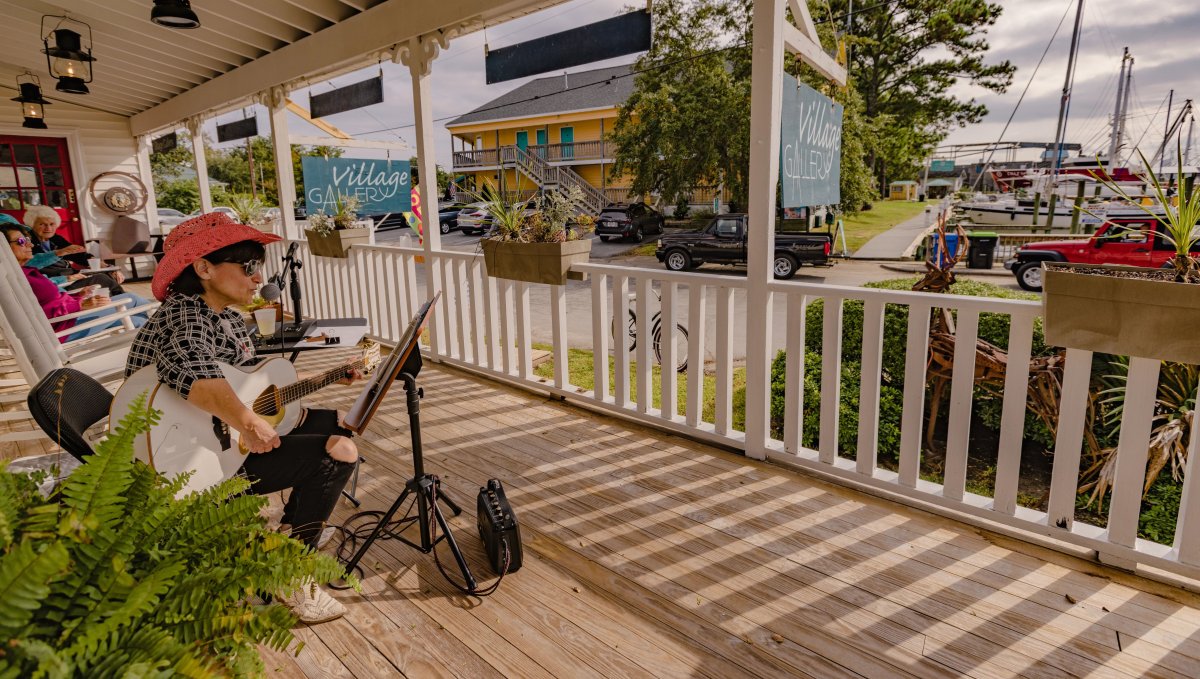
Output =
[{"x1": 336, "y1": 293, "x2": 477, "y2": 590}]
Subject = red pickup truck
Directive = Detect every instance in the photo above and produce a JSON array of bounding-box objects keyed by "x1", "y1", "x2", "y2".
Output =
[{"x1": 1004, "y1": 211, "x2": 1200, "y2": 291}]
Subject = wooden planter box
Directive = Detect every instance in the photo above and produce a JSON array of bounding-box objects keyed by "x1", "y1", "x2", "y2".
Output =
[
  {"x1": 481, "y1": 238, "x2": 592, "y2": 286},
  {"x1": 305, "y1": 227, "x2": 370, "y2": 258},
  {"x1": 1043, "y1": 262, "x2": 1200, "y2": 363}
]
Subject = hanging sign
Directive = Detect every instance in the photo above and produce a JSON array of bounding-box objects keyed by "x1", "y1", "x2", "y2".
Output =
[
  {"x1": 779, "y1": 74, "x2": 842, "y2": 208},
  {"x1": 216, "y1": 117, "x2": 258, "y2": 142},
  {"x1": 310, "y1": 75, "x2": 385, "y2": 119},
  {"x1": 152, "y1": 132, "x2": 178, "y2": 154},
  {"x1": 301, "y1": 156, "x2": 411, "y2": 215},
  {"x1": 930, "y1": 159, "x2": 956, "y2": 173},
  {"x1": 485, "y1": 10, "x2": 651, "y2": 84}
]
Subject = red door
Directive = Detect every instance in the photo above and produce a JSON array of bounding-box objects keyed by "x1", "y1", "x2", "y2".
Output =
[{"x1": 0, "y1": 136, "x2": 82, "y2": 245}]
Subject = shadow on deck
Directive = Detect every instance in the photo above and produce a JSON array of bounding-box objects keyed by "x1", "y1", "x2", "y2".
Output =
[{"x1": 3, "y1": 339, "x2": 1200, "y2": 678}]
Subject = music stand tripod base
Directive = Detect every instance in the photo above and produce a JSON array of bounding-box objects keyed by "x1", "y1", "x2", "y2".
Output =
[{"x1": 339, "y1": 369, "x2": 477, "y2": 591}]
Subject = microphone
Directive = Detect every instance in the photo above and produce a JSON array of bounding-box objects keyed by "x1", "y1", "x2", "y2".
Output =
[
  {"x1": 282, "y1": 241, "x2": 299, "y2": 262},
  {"x1": 260, "y1": 282, "x2": 282, "y2": 302}
]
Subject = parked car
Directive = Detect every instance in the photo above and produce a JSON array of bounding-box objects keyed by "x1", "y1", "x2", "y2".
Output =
[
  {"x1": 1003, "y1": 210, "x2": 1200, "y2": 291},
  {"x1": 438, "y1": 202, "x2": 470, "y2": 234},
  {"x1": 595, "y1": 202, "x2": 665, "y2": 242},
  {"x1": 157, "y1": 207, "x2": 189, "y2": 228},
  {"x1": 459, "y1": 200, "x2": 537, "y2": 236},
  {"x1": 188, "y1": 206, "x2": 238, "y2": 220},
  {"x1": 654, "y1": 214, "x2": 831, "y2": 279}
]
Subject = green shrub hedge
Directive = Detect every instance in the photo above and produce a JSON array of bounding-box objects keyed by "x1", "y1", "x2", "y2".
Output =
[{"x1": 772, "y1": 278, "x2": 1053, "y2": 460}]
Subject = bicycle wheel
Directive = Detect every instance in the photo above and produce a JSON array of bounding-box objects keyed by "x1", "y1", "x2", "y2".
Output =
[
  {"x1": 651, "y1": 315, "x2": 689, "y2": 373},
  {"x1": 610, "y1": 309, "x2": 639, "y2": 352}
]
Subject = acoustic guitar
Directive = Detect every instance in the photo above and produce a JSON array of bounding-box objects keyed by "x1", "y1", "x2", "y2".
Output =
[{"x1": 111, "y1": 341, "x2": 381, "y2": 496}]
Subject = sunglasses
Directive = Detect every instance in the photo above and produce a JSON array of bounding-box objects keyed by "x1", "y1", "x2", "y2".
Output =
[
  {"x1": 7, "y1": 237, "x2": 30, "y2": 247},
  {"x1": 233, "y1": 259, "x2": 263, "y2": 277}
]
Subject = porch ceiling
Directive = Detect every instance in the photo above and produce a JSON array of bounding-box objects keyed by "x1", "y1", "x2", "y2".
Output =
[{"x1": 0, "y1": 0, "x2": 564, "y2": 134}]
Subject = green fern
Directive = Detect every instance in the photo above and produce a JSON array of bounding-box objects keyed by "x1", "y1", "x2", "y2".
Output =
[{"x1": 0, "y1": 395, "x2": 357, "y2": 677}]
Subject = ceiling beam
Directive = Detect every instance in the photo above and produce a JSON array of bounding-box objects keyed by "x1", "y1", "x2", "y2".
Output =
[
  {"x1": 130, "y1": 0, "x2": 564, "y2": 136},
  {"x1": 782, "y1": 23, "x2": 847, "y2": 86},
  {"x1": 286, "y1": 99, "x2": 352, "y2": 139}
]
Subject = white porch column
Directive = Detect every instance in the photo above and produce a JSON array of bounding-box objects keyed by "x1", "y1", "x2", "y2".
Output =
[
  {"x1": 187, "y1": 118, "x2": 213, "y2": 212},
  {"x1": 135, "y1": 135, "x2": 161, "y2": 234},
  {"x1": 265, "y1": 86, "x2": 299, "y2": 239},
  {"x1": 744, "y1": 0, "x2": 787, "y2": 460},
  {"x1": 400, "y1": 35, "x2": 446, "y2": 357}
]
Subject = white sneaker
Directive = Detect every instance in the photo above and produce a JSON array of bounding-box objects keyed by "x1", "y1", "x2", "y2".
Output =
[{"x1": 281, "y1": 580, "x2": 346, "y2": 624}]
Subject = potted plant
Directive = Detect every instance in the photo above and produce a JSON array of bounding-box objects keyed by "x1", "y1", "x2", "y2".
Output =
[
  {"x1": 0, "y1": 398, "x2": 353, "y2": 676},
  {"x1": 305, "y1": 194, "x2": 372, "y2": 258},
  {"x1": 1044, "y1": 145, "x2": 1200, "y2": 363},
  {"x1": 479, "y1": 185, "x2": 595, "y2": 285},
  {"x1": 229, "y1": 193, "x2": 274, "y2": 234}
]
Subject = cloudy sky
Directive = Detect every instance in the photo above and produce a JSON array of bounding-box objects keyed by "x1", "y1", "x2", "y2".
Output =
[{"x1": 207, "y1": 0, "x2": 1199, "y2": 168}]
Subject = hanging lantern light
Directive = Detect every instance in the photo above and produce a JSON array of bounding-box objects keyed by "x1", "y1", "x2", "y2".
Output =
[
  {"x1": 41, "y1": 16, "x2": 96, "y2": 95},
  {"x1": 151, "y1": 0, "x2": 201, "y2": 29},
  {"x1": 12, "y1": 74, "x2": 51, "y2": 129}
]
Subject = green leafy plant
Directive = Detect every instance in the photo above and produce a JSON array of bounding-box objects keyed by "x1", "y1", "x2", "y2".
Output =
[
  {"x1": 1081, "y1": 357, "x2": 1198, "y2": 508},
  {"x1": 308, "y1": 193, "x2": 362, "y2": 235},
  {"x1": 229, "y1": 193, "x2": 267, "y2": 226},
  {"x1": 1080, "y1": 143, "x2": 1200, "y2": 282},
  {"x1": 471, "y1": 185, "x2": 593, "y2": 243},
  {"x1": 0, "y1": 396, "x2": 353, "y2": 677}
]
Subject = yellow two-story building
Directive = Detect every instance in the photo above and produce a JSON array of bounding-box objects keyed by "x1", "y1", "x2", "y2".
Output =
[{"x1": 446, "y1": 65, "x2": 636, "y2": 210}]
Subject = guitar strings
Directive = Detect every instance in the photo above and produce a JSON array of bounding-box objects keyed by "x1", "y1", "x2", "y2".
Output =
[{"x1": 246, "y1": 356, "x2": 373, "y2": 414}]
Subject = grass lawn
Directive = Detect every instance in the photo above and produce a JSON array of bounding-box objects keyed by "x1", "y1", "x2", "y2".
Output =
[
  {"x1": 839, "y1": 200, "x2": 933, "y2": 254},
  {"x1": 532, "y1": 343, "x2": 747, "y2": 431}
]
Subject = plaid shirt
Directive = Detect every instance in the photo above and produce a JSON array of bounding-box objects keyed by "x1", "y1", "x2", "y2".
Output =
[{"x1": 125, "y1": 293, "x2": 257, "y2": 399}]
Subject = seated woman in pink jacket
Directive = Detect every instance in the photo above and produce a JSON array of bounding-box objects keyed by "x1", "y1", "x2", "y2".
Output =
[{"x1": 4, "y1": 219, "x2": 150, "y2": 342}]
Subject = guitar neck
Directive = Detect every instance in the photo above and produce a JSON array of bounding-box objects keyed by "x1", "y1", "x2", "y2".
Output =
[{"x1": 275, "y1": 358, "x2": 366, "y2": 407}]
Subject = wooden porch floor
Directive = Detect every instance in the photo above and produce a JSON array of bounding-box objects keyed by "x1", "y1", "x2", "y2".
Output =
[{"x1": 5, "y1": 343, "x2": 1200, "y2": 677}]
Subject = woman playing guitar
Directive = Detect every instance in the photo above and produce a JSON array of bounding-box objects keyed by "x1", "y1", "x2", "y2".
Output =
[{"x1": 123, "y1": 212, "x2": 359, "y2": 624}]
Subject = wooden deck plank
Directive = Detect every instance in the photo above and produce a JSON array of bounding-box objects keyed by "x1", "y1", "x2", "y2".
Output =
[
  {"x1": 366, "y1": 396, "x2": 957, "y2": 678},
  {"x1": 336, "y1": 471, "x2": 717, "y2": 679},
  {"x1": 290, "y1": 626, "x2": 355, "y2": 678},
  {"x1": 414, "y1": 374, "x2": 1200, "y2": 676},
  {"x1": 416, "y1": 388, "x2": 1084, "y2": 679}
]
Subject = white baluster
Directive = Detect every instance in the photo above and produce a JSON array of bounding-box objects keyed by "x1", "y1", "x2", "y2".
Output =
[
  {"x1": 856, "y1": 298, "x2": 885, "y2": 475},
  {"x1": 1046, "y1": 348, "x2": 1094, "y2": 530},
  {"x1": 994, "y1": 311, "x2": 1035, "y2": 515},
  {"x1": 591, "y1": 273, "x2": 610, "y2": 401},
  {"x1": 660, "y1": 281, "x2": 678, "y2": 422},
  {"x1": 819, "y1": 297, "x2": 843, "y2": 464},
  {"x1": 515, "y1": 281, "x2": 532, "y2": 380},
  {"x1": 551, "y1": 284, "x2": 569, "y2": 390},
  {"x1": 784, "y1": 293, "x2": 807, "y2": 454},
  {"x1": 612, "y1": 275, "x2": 631, "y2": 408},
  {"x1": 944, "y1": 308, "x2": 980, "y2": 501},
  {"x1": 715, "y1": 286, "x2": 734, "y2": 435},
  {"x1": 899, "y1": 303, "x2": 932, "y2": 487},
  {"x1": 1107, "y1": 357, "x2": 1161, "y2": 547},
  {"x1": 636, "y1": 276, "x2": 653, "y2": 414},
  {"x1": 686, "y1": 284, "x2": 708, "y2": 428}
]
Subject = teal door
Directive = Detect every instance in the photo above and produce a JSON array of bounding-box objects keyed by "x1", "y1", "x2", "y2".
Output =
[
  {"x1": 535, "y1": 129, "x2": 547, "y2": 158},
  {"x1": 516, "y1": 131, "x2": 528, "y2": 152},
  {"x1": 560, "y1": 127, "x2": 574, "y2": 160}
]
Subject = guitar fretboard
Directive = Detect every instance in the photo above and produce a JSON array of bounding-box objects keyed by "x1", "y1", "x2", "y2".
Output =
[{"x1": 254, "y1": 358, "x2": 369, "y2": 415}]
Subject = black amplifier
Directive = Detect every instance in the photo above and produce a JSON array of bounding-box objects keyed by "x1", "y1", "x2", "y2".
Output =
[{"x1": 476, "y1": 479, "x2": 523, "y2": 575}]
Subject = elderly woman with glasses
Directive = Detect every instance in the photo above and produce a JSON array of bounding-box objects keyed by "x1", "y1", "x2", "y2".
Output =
[
  {"x1": 3, "y1": 219, "x2": 150, "y2": 342},
  {"x1": 20, "y1": 206, "x2": 127, "y2": 294}
]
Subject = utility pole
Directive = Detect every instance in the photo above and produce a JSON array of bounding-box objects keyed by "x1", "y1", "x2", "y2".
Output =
[
  {"x1": 246, "y1": 137, "x2": 257, "y2": 199},
  {"x1": 1107, "y1": 47, "x2": 1129, "y2": 173}
]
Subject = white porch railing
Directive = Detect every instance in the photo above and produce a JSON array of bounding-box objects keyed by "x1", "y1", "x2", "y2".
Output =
[{"x1": 264, "y1": 240, "x2": 1200, "y2": 586}]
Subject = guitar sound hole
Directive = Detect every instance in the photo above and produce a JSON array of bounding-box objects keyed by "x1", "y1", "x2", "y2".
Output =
[{"x1": 256, "y1": 387, "x2": 281, "y2": 417}]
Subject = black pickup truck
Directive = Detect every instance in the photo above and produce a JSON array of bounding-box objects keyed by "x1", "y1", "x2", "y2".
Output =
[{"x1": 654, "y1": 214, "x2": 831, "y2": 279}]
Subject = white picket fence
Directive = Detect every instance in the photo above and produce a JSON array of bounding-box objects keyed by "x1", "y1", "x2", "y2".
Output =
[{"x1": 265, "y1": 240, "x2": 1200, "y2": 585}]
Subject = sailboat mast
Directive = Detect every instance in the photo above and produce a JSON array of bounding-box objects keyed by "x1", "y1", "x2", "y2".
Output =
[
  {"x1": 1161, "y1": 89, "x2": 1175, "y2": 175},
  {"x1": 1050, "y1": 0, "x2": 1086, "y2": 183},
  {"x1": 1107, "y1": 47, "x2": 1129, "y2": 172},
  {"x1": 1185, "y1": 112, "x2": 1195, "y2": 166},
  {"x1": 1115, "y1": 55, "x2": 1134, "y2": 166}
]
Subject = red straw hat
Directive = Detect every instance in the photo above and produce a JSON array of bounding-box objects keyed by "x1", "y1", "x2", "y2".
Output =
[{"x1": 151, "y1": 212, "x2": 281, "y2": 301}]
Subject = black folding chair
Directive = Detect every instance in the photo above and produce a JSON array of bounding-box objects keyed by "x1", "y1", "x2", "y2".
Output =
[{"x1": 26, "y1": 368, "x2": 113, "y2": 462}]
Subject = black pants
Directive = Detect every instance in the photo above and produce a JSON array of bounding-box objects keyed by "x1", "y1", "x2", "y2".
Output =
[{"x1": 240, "y1": 408, "x2": 355, "y2": 548}]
